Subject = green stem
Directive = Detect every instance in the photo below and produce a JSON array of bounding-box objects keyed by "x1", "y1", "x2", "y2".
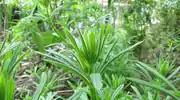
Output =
[{"x1": 89, "y1": 86, "x2": 100, "y2": 100}]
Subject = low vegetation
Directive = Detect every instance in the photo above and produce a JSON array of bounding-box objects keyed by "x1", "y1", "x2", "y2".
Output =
[{"x1": 0, "y1": 0, "x2": 179, "y2": 100}]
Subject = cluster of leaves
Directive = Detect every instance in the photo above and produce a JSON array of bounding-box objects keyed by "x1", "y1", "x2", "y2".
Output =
[
  {"x1": 0, "y1": 36, "x2": 26, "y2": 100},
  {"x1": 0, "y1": 0, "x2": 179, "y2": 100}
]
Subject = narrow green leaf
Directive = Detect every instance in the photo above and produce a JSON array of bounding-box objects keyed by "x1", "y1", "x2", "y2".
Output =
[
  {"x1": 131, "y1": 85, "x2": 143, "y2": 100},
  {"x1": 32, "y1": 32, "x2": 45, "y2": 52},
  {"x1": 46, "y1": 50, "x2": 76, "y2": 67},
  {"x1": 67, "y1": 90, "x2": 83, "y2": 100},
  {"x1": 2, "y1": 51, "x2": 12, "y2": 74},
  {"x1": 32, "y1": 72, "x2": 47, "y2": 100},
  {"x1": 105, "y1": 24, "x2": 112, "y2": 37},
  {"x1": 11, "y1": 50, "x2": 30, "y2": 76},
  {"x1": 167, "y1": 67, "x2": 180, "y2": 80},
  {"x1": 65, "y1": 29, "x2": 79, "y2": 51},
  {"x1": 6, "y1": 78, "x2": 14, "y2": 100},
  {"x1": 0, "y1": 74, "x2": 6, "y2": 100},
  {"x1": 73, "y1": 53, "x2": 89, "y2": 74},
  {"x1": 89, "y1": 32, "x2": 96, "y2": 63},
  {"x1": 44, "y1": 59, "x2": 91, "y2": 86},
  {"x1": 0, "y1": 36, "x2": 7, "y2": 55},
  {"x1": 7, "y1": 45, "x2": 22, "y2": 74},
  {"x1": 136, "y1": 63, "x2": 152, "y2": 81},
  {"x1": 37, "y1": 51, "x2": 91, "y2": 85},
  {"x1": 77, "y1": 28, "x2": 88, "y2": 55},
  {"x1": 110, "y1": 84, "x2": 124, "y2": 100},
  {"x1": 98, "y1": 39, "x2": 117, "y2": 72}
]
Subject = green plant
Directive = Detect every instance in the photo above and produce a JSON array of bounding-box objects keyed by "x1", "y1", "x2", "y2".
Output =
[
  {"x1": 2, "y1": 0, "x2": 179, "y2": 99},
  {"x1": 156, "y1": 59, "x2": 175, "y2": 76},
  {"x1": 38, "y1": 23, "x2": 142, "y2": 99},
  {"x1": 127, "y1": 61, "x2": 180, "y2": 100},
  {"x1": 68, "y1": 74, "x2": 131, "y2": 100},
  {"x1": 18, "y1": 64, "x2": 69, "y2": 100},
  {"x1": 0, "y1": 36, "x2": 28, "y2": 100}
]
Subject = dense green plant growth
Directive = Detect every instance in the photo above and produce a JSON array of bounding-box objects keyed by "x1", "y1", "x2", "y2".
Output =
[
  {"x1": 38, "y1": 24, "x2": 142, "y2": 99},
  {"x1": 0, "y1": 0, "x2": 179, "y2": 100},
  {"x1": 0, "y1": 36, "x2": 27, "y2": 100}
]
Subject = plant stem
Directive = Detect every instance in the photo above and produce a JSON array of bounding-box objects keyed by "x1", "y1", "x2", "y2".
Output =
[
  {"x1": 3, "y1": 0, "x2": 8, "y2": 30},
  {"x1": 89, "y1": 86, "x2": 100, "y2": 100}
]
